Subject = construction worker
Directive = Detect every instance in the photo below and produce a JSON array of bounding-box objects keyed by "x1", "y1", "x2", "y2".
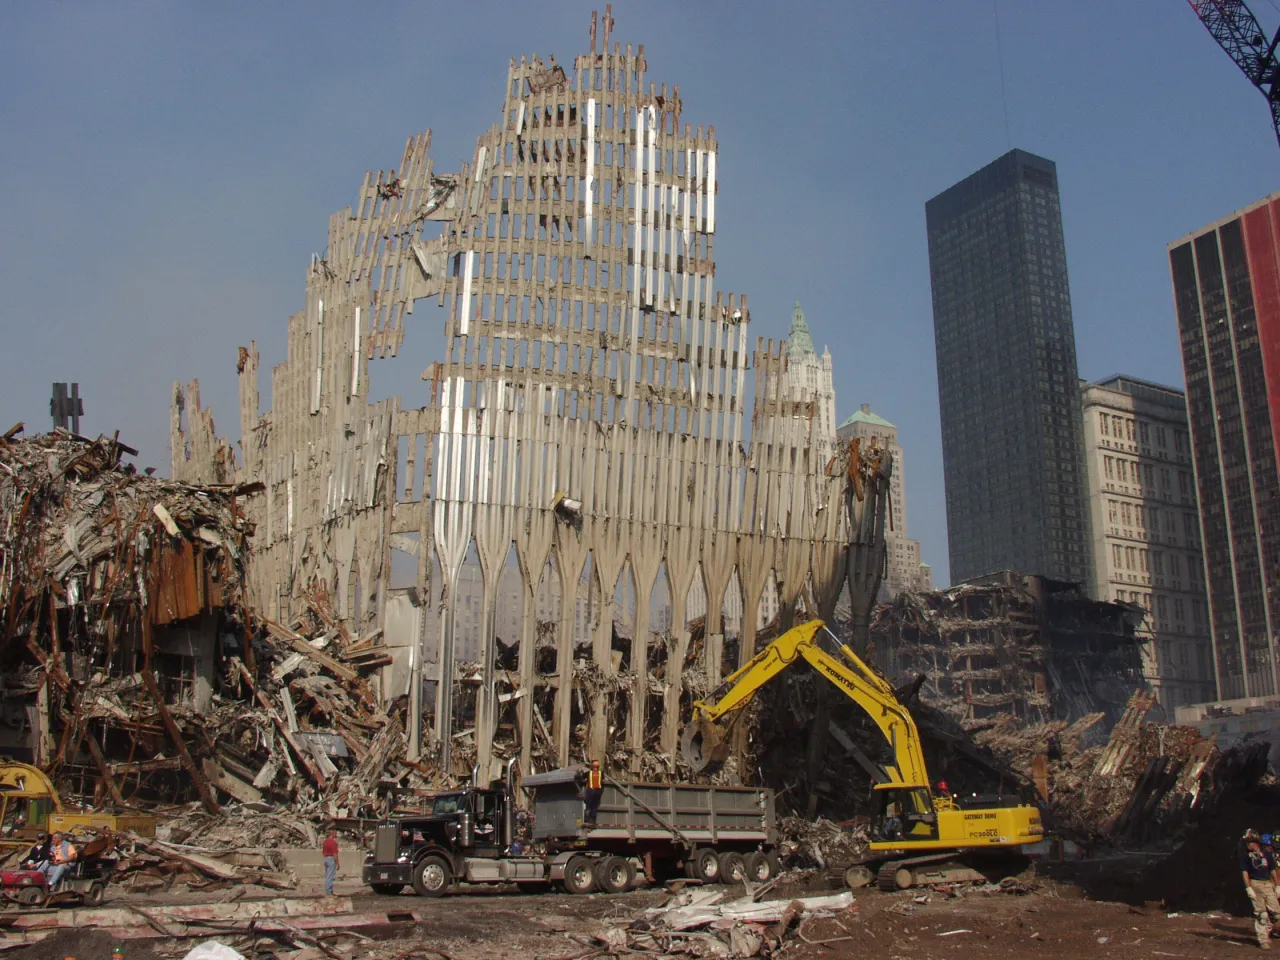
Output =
[
  {"x1": 583, "y1": 760, "x2": 604, "y2": 826},
  {"x1": 1242, "y1": 829, "x2": 1280, "y2": 948}
]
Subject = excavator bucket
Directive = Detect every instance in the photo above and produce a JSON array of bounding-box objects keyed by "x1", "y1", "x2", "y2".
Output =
[{"x1": 680, "y1": 714, "x2": 731, "y2": 774}]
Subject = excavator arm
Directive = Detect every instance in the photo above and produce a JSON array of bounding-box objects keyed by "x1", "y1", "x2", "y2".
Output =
[{"x1": 680, "y1": 619, "x2": 930, "y2": 789}]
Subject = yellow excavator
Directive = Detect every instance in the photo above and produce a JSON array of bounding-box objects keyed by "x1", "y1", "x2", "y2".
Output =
[
  {"x1": 679, "y1": 619, "x2": 1043, "y2": 890},
  {"x1": 0, "y1": 761, "x2": 155, "y2": 849}
]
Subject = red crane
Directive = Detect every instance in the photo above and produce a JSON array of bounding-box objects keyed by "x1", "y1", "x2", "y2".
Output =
[{"x1": 1188, "y1": 0, "x2": 1280, "y2": 147}]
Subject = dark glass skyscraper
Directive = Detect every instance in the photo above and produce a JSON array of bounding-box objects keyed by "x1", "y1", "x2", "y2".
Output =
[
  {"x1": 926, "y1": 149, "x2": 1092, "y2": 586},
  {"x1": 1169, "y1": 192, "x2": 1280, "y2": 701}
]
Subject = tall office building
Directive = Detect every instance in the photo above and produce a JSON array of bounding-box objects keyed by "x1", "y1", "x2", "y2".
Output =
[
  {"x1": 836, "y1": 404, "x2": 932, "y2": 599},
  {"x1": 926, "y1": 149, "x2": 1092, "y2": 586},
  {"x1": 1080, "y1": 376, "x2": 1214, "y2": 711},
  {"x1": 1168, "y1": 192, "x2": 1280, "y2": 700}
]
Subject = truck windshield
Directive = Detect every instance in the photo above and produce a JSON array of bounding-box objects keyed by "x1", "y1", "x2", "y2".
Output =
[{"x1": 432, "y1": 794, "x2": 467, "y2": 816}]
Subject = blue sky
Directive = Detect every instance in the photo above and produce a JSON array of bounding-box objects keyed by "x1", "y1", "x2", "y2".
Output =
[{"x1": 2, "y1": 1, "x2": 1279, "y2": 587}]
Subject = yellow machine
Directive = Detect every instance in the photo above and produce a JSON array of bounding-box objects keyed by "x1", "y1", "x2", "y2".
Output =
[
  {"x1": 680, "y1": 620, "x2": 1043, "y2": 889},
  {"x1": 0, "y1": 761, "x2": 155, "y2": 849}
]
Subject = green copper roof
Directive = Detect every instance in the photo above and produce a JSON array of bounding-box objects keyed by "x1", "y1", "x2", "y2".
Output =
[
  {"x1": 838, "y1": 406, "x2": 896, "y2": 430},
  {"x1": 787, "y1": 301, "x2": 816, "y2": 358}
]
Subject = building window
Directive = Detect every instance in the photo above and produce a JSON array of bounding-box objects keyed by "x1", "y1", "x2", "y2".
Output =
[
  {"x1": 1117, "y1": 460, "x2": 1128, "y2": 483},
  {"x1": 1126, "y1": 546, "x2": 1136, "y2": 569},
  {"x1": 1157, "y1": 596, "x2": 1168, "y2": 618},
  {"x1": 1152, "y1": 551, "x2": 1164, "y2": 575},
  {"x1": 1108, "y1": 500, "x2": 1119, "y2": 523},
  {"x1": 1140, "y1": 548, "x2": 1149, "y2": 572},
  {"x1": 1174, "y1": 598, "x2": 1186, "y2": 622},
  {"x1": 1143, "y1": 464, "x2": 1154, "y2": 489},
  {"x1": 1174, "y1": 430, "x2": 1184, "y2": 453},
  {"x1": 1161, "y1": 467, "x2": 1171, "y2": 490},
  {"x1": 1122, "y1": 502, "x2": 1133, "y2": 526},
  {"x1": 1140, "y1": 422, "x2": 1150, "y2": 445},
  {"x1": 1179, "y1": 471, "x2": 1192, "y2": 495},
  {"x1": 1157, "y1": 427, "x2": 1168, "y2": 448},
  {"x1": 1112, "y1": 544, "x2": 1123, "y2": 567},
  {"x1": 1169, "y1": 554, "x2": 1180, "y2": 579},
  {"x1": 1100, "y1": 412, "x2": 1110, "y2": 436},
  {"x1": 1104, "y1": 456, "x2": 1115, "y2": 479},
  {"x1": 1183, "y1": 513, "x2": 1197, "y2": 540}
]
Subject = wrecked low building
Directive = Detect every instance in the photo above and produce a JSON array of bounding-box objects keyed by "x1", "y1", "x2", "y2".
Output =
[
  {"x1": 0, "y1": 427, "x2": 255, "y2": 795},
  {"x1": 868, "y1": 570, "x2": 1147, "y2": 728},
  {"x1": 169, "y1": 8, "x2": 855, "y2": 782}
]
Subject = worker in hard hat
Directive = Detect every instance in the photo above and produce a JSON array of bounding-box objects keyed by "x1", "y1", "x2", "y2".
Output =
[
  {"x1": 583, "y1": 760, "x2": 604, "y2": 826},
  {"x1": 1242, "y1": 829, "x2": 1280, "y2": 948}
]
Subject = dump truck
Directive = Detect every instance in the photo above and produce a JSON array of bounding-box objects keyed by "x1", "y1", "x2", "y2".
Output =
[
  {"x1": 680, "y1": 619, "x2": 1044, "y2": 890},
  {"x1": 362, "y1": 760, "x2": 779, "y2": 896},
  {"x1": 0, "y1": 761, "x2": 155, "y2": 850}
]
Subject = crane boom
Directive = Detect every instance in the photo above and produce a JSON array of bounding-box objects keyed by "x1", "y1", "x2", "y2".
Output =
[{"x1": 1188, "y1": 0, "x2": 1280, "y2": 147}]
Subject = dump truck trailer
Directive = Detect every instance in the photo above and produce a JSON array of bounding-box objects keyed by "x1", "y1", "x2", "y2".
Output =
[{"x1": 363, "y1": 762, "x2": 779, "y2": 896}]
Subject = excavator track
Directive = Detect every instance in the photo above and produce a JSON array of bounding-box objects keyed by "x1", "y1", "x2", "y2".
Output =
[{"x1": 875, "y1": 854, "x2": 1001, "y2": 891}]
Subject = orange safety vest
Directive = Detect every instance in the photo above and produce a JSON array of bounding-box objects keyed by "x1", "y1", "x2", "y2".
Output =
[{"x1": 588, "y1": 768, "x2": 602, "y2": 790}]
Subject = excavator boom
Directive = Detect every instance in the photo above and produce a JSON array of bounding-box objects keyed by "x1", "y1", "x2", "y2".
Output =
[{"x1": 680, "y1": 620, "x2": 928, "y2": 787}]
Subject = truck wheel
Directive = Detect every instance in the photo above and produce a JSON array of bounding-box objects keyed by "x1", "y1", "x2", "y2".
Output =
[
  {"x1": 563, "y1": 855, "x2": 596, "y2": 895},
  {"x1": 412, "y1": 856, "x2": 451, "y2": 897},
  {"x1": 84, "y1": 882, "x2": 106, "y2": 906},
  {"x1": 370, "y1": 882, "x2": 405, "y2": 896},
  {"x1": 744, "y1": 852, "x2": 774, "y2": 883},
  {"x1": 718, "y1": 852, "x2": 746, "y2": 884},
  {"x1": 690, "y1": 848, "x2": 721, "y2": 883},
  {"x1": 594, "y1": 856, "x2": 635, "y2": 894}
]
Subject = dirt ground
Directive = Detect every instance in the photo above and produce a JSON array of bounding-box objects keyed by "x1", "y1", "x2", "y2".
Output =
[{"x1": 5, "y1": 874, "x2": 1272, "y2": 959}]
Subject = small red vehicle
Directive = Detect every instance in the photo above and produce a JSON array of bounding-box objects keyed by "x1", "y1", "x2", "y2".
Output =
[{"x1": 0, "y1": 835, "x2": 115, "y2": 907}]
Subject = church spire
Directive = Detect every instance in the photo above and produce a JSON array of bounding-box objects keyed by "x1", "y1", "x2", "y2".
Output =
[{"x1": 787, "y1": 301, "x2": 816, "y2": 358}]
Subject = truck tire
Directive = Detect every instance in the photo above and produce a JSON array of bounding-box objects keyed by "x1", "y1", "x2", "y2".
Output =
[
  {"x1": 718, "y1": 852, "x2": 746, "y2": 884},
  {"x1": 690, "y1": 848, "x2": 721, "y2": 883},
  {"x1": 412, "y1": 856, "x2": 451, "y2": 897},
  {"x1": 595, "y1": 856, "x2": 635, "y2": 893},
  {"x1": 744, "y1": 851, "x2": 774, "y2": 883},
  {"x1": 370, "y1": 882, "x2": 405, "y2": 896},
  {"x1": 85, "y1": 882, "x2": 106, "y2": 906},
  {"x1": 563, "y1": 855, "x2": 596, "y2": 895}
]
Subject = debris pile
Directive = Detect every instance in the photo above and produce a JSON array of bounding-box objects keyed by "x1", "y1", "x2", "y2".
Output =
[
  {"x1": 115, "y1": 830, "x2": 296, "y2": 893},
  {"x1": 620, "y1": 888, "x2": 858, "y2": 957},
  {"x1": 777, "y1": 816, "x2": 869, "y2": 871},
  {"x1": 977, "y1": 690, "x2": 1272, "y2": 848}
]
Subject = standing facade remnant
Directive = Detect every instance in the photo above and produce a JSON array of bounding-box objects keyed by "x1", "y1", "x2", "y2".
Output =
[
  {"x1": 50, "y1": 383, "x2": 84, "y2": 434},
  {"x1": 926, "y1": 149, "x2": 1092, "y2": 587},
  {"x1": 1168, "y1": 191, "x2": 1280, "y2": 702},
  {"x1": 837, "y1": 404, "x2": 931, "y2": 599},
  {"x1": 171, "y1": 10, "x2": 851, "y2": 781}
]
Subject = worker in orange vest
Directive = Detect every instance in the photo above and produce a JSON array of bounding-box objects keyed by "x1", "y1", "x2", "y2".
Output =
[{"x1": 584, "y1": 760, "x2": 604, "y2": 826}]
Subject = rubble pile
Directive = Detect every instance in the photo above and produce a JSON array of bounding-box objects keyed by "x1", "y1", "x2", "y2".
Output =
[
  {"x1": 618, "y1": 887, "x2": 858, "y2": 957},
  {"x1": 0, "y1": 426, "x2": 255, "y2": 653},
  {"x1": 777, "y1": 815, "x2": 869, "y2": 870},
  {"x1": 975, "y1": 691, "x2": 1271, "y2": 849}
]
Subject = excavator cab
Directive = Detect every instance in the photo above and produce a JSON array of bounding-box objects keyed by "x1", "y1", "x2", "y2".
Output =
[{"x1": 871, "y1": 786, "x2": 938, "y2": 843}]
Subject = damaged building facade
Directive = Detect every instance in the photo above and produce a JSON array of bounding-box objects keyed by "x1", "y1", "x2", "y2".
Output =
[
  {"x1": 171, "y1": 9, "x2": 852, "y2": 782},
  {"x1": 868, "y1": 570, "x2": 1146, "y2": 727}
]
